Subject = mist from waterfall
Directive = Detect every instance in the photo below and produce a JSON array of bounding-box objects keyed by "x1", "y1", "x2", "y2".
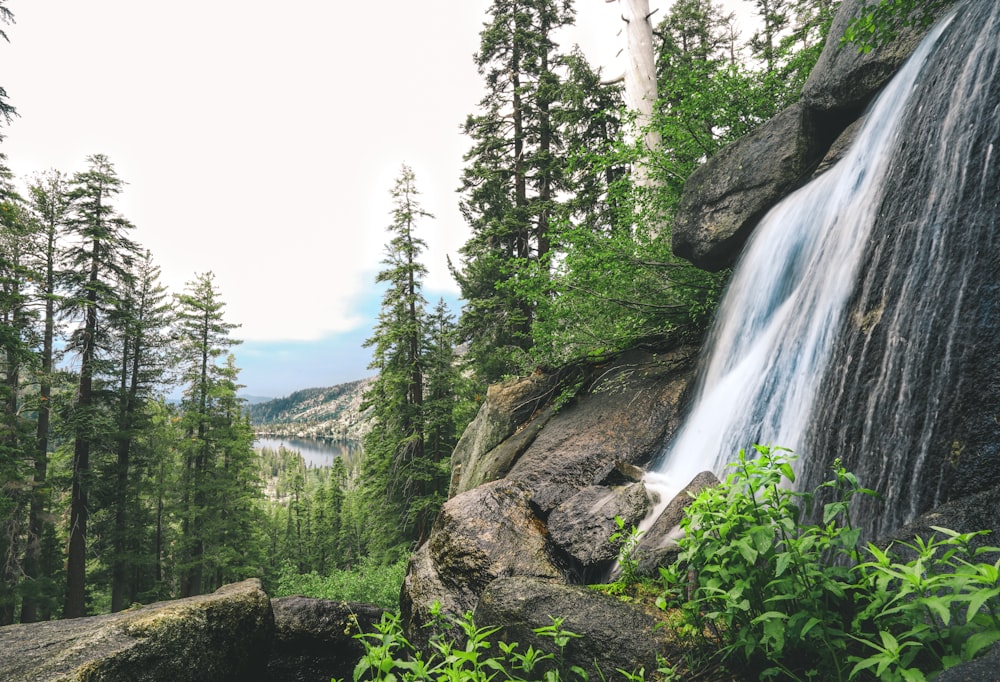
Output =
[{"x1": 644, "y1": 12, "x2": 957, "y2": 509}]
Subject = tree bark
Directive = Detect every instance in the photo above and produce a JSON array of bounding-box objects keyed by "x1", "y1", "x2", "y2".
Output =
[
  {"x1": 20, "y1": 224, "x2": 56, "y2": 623},
  {"x1": 64, "y1": 236, "x2": 100, "y2": 619}
]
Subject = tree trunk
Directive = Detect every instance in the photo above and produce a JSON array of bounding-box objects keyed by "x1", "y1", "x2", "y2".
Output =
[
  {"x1": 20, "y1": 248, "x2": 55, "y2": 623},
  {"x1": 612, "y1": 0, "x2": 662, "y2": 224},
  {"x1": 64, "y1": 239, "x2": 100, "y2": 619}
]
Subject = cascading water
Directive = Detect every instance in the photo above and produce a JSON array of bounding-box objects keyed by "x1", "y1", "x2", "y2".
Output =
[
  {"x1": 647, "y1": 1, "x2": 1000, "y2": 540},
  {"x1": 802, "y1": 1, "x2": 1000, "y2": 538}
]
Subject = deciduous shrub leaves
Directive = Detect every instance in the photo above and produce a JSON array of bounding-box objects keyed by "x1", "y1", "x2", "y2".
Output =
[{"x1": 660, "y1": 446, "x2": 1000, "y2": 681}]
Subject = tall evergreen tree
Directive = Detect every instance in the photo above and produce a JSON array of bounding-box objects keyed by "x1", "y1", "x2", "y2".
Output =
[
  {"x1": 748, "y1": 0, "x2": 792, "y2": 74},
  {"x1": 202, "y1": 354, "x2": 259, "y2": 591},
  {"x1": 141, "y1": 399, "x2": 182, "y2": 601},
  {"x1": 62, "y1": 153, "x2": 138, "y2": 618},
  {"x1": 422, "y1": 299, "x2": 463, "y2": 467},
  {"x1": 173, "y1": 272, "x2": 249, "y2": 597},
  {"x1": 20, "y1": 170, "x2": 70, "y2": 623},
  {"x1": 361, "y1": 164, "x2": 434, "y2": 554},
  {"x1": 0, "y1": 155, "x2": 31, "y2": 624},
  {"x1": 105, "y1": 250, "x2": 172, "y2": 611},
  {"x1": 453, "y1": 0, "x2": 576, "y2": 383}
]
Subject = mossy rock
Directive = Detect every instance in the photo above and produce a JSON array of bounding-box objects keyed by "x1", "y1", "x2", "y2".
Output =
[{"x1": 0, "y1": 579, "x2": 274, "y2": 682}]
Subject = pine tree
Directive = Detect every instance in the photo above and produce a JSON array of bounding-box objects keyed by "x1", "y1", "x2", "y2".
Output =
[
  {"x1": 748, "y1": 0, "x2": 792, "y2": 74},
  {"x1": 453, "y1": 0, "x2": 576, "y2": 383},
  {"x1": 361, "y1": 164, "x2": 433, "y2": 555},
  {"x1": 0, "y1": 155, "x2": 31, "y2": 624},
  {"x1": 20, "y1": 170, "x2": 71, "y2": 623},
  {"x1": 527, "y1": 48, "x2": 644, "y2": 364},
  {"x1": 105, "y1": 250, "x2": 172, "y2": 611},
  {"x1": 123, "y1": 397, "x2": 180, "y2": 604},
  {"x1": 422, "y1": 299, "x2": 461, "y2": 466},
  {"x1": 173, "y1": 272, "x2": 248, "y2": 596},
  {"x1": 203, "y1": 354, "x2": 259, "y2": 591},
  {"x1": 62, "y1": 154, "x2": 139, "y2": 618}
]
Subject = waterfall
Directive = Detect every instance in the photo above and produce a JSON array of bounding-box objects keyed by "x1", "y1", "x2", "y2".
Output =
[{"x1": 648, "y1": 1, "x2": 1000, "y2": 539}]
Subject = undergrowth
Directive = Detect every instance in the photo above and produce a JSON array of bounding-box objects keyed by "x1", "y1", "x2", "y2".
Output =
[
  {"x1": 272, "y1": 555, "x2": 407, "y2": 610},
  {"x1": 657, "y1": 445, "x2": 1000, "y2": 681},
  {"x1": 344, "y1": 604, "x2": 665, "y2": 681}
]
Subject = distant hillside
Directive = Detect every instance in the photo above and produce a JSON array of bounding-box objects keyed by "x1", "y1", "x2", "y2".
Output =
[{"x1": 248, "y1": 377, "x2": 373, "y2": 442}]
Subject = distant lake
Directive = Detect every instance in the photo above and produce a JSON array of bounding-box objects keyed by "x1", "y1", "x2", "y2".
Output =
[{"x1": 254, "y1": 436, "x2": 359, "y2": 468}]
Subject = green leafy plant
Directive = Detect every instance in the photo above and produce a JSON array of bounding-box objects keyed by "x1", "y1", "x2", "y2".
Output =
[
  {"x1": 610, "y1": 515, "x2": 644, "y2": 587},
  {"x1": 272, "y1": 555, "x2": 407, "y2": 610},
  {"x1": 345, "y1": 604, "x2": 655, "y2": 681},
  {"x1": 848, "y1": 527, "x2": 1000, "y2": 680},
  {"x1": 841, "y1": 0, "x2": 951, "y2": 53},
  {"x1": 659, "y1": 446, "x2": 1000, "y2": 681},
  {"x1": 664, "y1": 446, "x2": 871, "y2": 680}
]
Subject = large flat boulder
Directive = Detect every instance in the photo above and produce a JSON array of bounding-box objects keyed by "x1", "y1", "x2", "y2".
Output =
[
  {"x1": 672, "y1": 102, "x2": 827, "y2": 272},
  {"x1": 0, "y1": 579, "x2": 273, "y2": 682}
]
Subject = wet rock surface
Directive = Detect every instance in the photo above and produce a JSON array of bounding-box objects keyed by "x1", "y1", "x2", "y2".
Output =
[
  {"x1": 672, "y1": 0, "x2": 959, "y2": 272},
  {"x1": 547, "y1": 481, "x2": 651, "y2": 579},
  {"x1": 672, "y1": 102, "x2": 827, "y2": 271}
]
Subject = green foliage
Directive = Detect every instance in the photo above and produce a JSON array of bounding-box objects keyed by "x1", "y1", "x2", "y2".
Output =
[
  {"x1": 450, "y1": 0, "x2": 840, "y2": 385},
  {"x1": 610, "y1": 515, "x2": 644, "y2": 588},
  {"x1": 346, "y1": 605, "x2": 644, "y2": 682},
  {"x1": 659, "y1": 446, "x2": 1000, "y2": 681},
  {"x1": 453, "y1": 0, "x2": 579, "y2": 384},
  {"x1": 357, "y1": 166, "x2": 468, "y2": 564},
  {"x1": 848, "y1": 528, "x2": 1000, "y2": 680},
  {"x1": 842, "y1": 0, "x2": 951, "y2": 53},
  {"x1": 272, "y1": 556, "x2": 408, "y2": 611}
]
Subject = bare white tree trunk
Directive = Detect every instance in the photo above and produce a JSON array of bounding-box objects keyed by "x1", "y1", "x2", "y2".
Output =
[
  {"x1": 612, "y1": 0, "x2": 660, "y2": 153},
  {"x1": 608, "y1": 0, "x2": 662, "y2": 231}
]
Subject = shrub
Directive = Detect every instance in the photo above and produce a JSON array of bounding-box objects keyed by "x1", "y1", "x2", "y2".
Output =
[
  {"x1": 659, "y1": 445, "x2": 1000, "y2": 681},
  {"x1": 347, "y1": 605, "x2": 650, "y2": 681},
  {"x1": 272, "y1": 555, "x2": 408, "y2": 610}
]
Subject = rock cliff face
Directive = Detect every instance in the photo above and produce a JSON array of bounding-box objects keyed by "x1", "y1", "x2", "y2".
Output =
[
  {"x1": 402, "y1": 345, "x2": 698, "y2": 660},
  {"x1": 799, "y1": 0, "x2": 1000, "y2": 538},
  {"x1": 249, "y1": 379, "x2": 373, "y2": 443},
  {"x1": 672, "y1": 0, "x2": 960, "y2": 271}
]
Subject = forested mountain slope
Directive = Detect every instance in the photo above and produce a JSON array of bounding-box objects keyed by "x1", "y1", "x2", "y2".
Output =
[{"x1": 248, "y1": 378, "x2": 373, "y2": 442}]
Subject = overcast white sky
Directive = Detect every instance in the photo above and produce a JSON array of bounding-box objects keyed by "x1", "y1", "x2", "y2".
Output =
[{"x1": 1, "y1": 0, "x2": 758, "y2": 398}]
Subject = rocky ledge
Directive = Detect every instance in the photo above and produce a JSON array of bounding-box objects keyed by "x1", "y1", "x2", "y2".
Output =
[
  {"x1": 0, "y1": 581, "x2": 386, "y2": 682},
  {"x1": 0, "y1": 580, "x2": 273, "y2": 682}
]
